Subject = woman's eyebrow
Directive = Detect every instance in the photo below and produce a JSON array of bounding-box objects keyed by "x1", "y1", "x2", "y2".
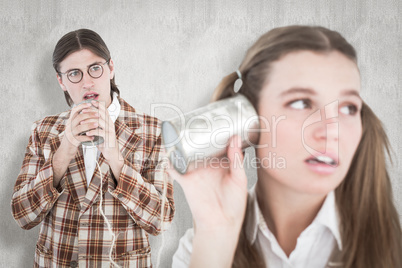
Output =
[
  {"x1": 341, "y1": 89, "x2": 362, "y2": 100},
  {"x1": 279, "y1": 87, "x2": 316, "y2": 97},
  {"x1": 279, "y1": 88, "x2": 361, "y2": 100}
]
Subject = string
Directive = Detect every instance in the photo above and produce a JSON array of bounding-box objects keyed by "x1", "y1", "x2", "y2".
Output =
[
  {"x1": 91, "y1": 140, "x2": 121, "y2": 268},
  {"x1": 155, "y1": 167, "x2": 168, "y2": 267},
  {"x1": 91, "y1": 142, "x2": 168, "y2": 267}
]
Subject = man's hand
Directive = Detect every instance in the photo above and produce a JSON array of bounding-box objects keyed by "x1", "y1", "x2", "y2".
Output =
[
  {"x1": 86, "y1": 101, "x2": 124, "y2": 181},
  {"x1": 52, "y1": 102, "x2": 100, "y2": 187}
]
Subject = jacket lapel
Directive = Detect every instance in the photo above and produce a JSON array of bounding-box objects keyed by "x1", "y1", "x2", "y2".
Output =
[
  {"x1": 48, "y1": 98, "x2": 143, "y2": 216},
  {"x1": 79, "y1": 97, "x2": 142, "y2": 216},
  {"x1": 115, "y1": 119, "x2": 142, "y2": 161},
  {"x1": 48, "y1": 111, "x2": 88, "y2": 211},
  {"x1": 114, "y1": 97, "x2": 143, "y2": 165},
  {"x1": 67, "y1": 148, "x2": 88, "y2": 210},
  {"x1": 79, "y1": 154, "x2": 109, "y2": 216}
]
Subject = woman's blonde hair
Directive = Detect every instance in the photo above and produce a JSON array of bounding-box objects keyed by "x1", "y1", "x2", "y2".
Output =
[{"x1": 212, "y1": 25, "x2": 401, "y2": 268}]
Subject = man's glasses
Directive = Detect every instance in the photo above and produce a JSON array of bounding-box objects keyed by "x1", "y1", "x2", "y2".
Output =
[{"x1": 58, "y1": 59, "x2": 110, "y2": 84}]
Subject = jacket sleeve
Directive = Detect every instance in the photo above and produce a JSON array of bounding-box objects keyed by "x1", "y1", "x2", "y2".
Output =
[
  {"x1": 110, "y1": 134, "x2": 175, "y2": 236},
  {"x1": 11, "y1": 122, "x2": 65, "y2": 230}
]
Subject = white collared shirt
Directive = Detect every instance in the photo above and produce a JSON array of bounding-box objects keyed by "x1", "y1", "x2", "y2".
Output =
[
  {"x1": 246, "y1": 187, "x2": 342, "y2": 268},
  {"x1": 82, "y1": 93, "x2": 121, "y2": 186},
  {"x1": 172, "y1": 186, "x2": 342, "y2": 268}
]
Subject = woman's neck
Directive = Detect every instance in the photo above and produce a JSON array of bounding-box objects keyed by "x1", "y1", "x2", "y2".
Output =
[{"x1": 255, "y1": 170, "x2": 327, "y2": 257}]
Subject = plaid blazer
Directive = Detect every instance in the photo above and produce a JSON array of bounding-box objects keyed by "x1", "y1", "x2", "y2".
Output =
[{"x1": 11, "y1": 97, "x2": 175, "y2": 267}]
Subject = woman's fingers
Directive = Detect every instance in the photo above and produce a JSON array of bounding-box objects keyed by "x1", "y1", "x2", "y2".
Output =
[
  {"x1": 166, "y1": 165, "x2": 184, "y2": 184},
  {"x1": 228, "y1": 135, "x2": 243, "y2": 173},
  {"x1": 227, "y1": 135, "x2": 247, "y2": 191}
]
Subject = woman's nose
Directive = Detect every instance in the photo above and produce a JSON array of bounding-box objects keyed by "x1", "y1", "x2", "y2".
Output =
[
  {"x1": 313, "y1": 116, "x2": 339, "y2": 142},
  {"x1": 302, "y1": 102, "x2": 339, "y2": 154},
  {"x1": 316, "y1": 101, "x2": 339, "y2": 141}
]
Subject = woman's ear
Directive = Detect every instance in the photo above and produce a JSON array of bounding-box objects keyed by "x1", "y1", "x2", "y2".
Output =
[{"x1": 57, "y1": 73, "x2": 67, "y2": 92}]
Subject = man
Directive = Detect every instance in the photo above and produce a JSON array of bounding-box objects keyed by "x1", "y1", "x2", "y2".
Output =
[{"x1": 11, "y1": 29, "x2": 174, "y2": 267}]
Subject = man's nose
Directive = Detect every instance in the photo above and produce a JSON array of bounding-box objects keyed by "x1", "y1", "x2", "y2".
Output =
[{"x1": 81, "y1": 72, "x2": 95, "y2": 88}]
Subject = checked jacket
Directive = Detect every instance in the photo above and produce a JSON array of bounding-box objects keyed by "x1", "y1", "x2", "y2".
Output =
[{"x1": 11, "y1": 97, "x2": 175, "y2": 267}]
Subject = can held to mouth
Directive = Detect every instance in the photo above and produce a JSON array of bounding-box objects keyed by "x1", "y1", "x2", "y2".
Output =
[
  {"x1": 72, "y1": 99, "x2": 104, "y2": 146},
  {"x1": 162, "y1": 94, "x2": 260, "y2": 174}
]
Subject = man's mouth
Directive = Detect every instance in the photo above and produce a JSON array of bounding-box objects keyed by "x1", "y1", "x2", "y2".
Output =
[{"x1": 84, "y1": 93, "x2": 99, "y2": 100}]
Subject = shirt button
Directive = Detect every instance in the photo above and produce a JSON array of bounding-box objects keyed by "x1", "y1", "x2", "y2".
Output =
[
  {"x1": 70, "y1": 260, "x2": 78, "y2": 267},
  {"x1": 117, "y1": 193, "x2": 123, "y2": 199},
  {"x1": 48, "y1": 191, "x2": 53, "y2": 197}
]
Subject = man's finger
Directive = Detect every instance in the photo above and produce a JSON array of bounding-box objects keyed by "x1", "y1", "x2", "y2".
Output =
[{"x1": 70, "y1": 102, "x2": 92, "y2": 119}]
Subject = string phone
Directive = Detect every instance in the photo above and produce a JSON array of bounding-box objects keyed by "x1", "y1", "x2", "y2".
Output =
[{"x1": 78, "y1": 100, "x2": 168, "y2": 267}]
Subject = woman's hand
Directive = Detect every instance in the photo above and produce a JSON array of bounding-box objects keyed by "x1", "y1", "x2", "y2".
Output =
[{"x1": 168, "y1": 135, "x2": 248, "y2": 268}]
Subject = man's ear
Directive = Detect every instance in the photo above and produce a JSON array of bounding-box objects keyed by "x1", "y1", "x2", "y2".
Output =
[
  {"x1": 108, "y1": 59, "x2": 115, "y2": 80},
  {"x1": 57, "y1": 73, "x2": 67, "y2": 92}
]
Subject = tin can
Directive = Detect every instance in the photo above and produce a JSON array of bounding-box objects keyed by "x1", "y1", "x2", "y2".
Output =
[
  {"x1": 162, "y1": 94, "x2": 260, "y2": 174},
  {"x1": 72, "y1": 99, "x2": 104, "y2": 146}
]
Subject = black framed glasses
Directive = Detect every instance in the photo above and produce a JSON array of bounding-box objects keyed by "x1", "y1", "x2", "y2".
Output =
[{"x1": 58, "y1": 59, "x2": 110, "y2": 83}]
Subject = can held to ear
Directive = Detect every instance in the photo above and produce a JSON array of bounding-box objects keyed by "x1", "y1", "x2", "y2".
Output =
[
  {"x1": 162, "y1": 94, "x2": 260, "y2": 174},
  {"x1": 72, "y1": 99, "x2": 104, "y2": 146}
]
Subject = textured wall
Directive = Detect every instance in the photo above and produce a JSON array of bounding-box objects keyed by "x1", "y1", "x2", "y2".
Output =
[{"x1": 1, "y1": 0, "x2": 401, "y2": 267}]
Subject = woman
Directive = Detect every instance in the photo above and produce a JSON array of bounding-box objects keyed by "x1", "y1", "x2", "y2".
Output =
[{"x1": 170, "y1": 26, "x2": 401, "y2": 268}]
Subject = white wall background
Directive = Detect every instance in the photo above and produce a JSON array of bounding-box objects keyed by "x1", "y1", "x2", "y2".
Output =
[{"x1": 1, "y1": 0, "x2": 401, "y2": 267}]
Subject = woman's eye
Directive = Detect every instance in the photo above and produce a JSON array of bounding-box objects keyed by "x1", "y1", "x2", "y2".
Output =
[
  {"x1": 288, "y1": 99, "x2": 311, "y2": 110},
  {"x1": 340, "y1": 105, "x2": 358, "y2": 115}
]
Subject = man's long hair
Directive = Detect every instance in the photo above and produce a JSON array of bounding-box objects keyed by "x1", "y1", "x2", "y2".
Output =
[{"x1": 52, "y1": 29, "x2": 120, "y2": 106}]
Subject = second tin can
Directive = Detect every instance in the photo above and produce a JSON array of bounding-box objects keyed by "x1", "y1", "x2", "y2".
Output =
[{"x1": 162, "y1": 94, "x2": 260, "y2": 174}]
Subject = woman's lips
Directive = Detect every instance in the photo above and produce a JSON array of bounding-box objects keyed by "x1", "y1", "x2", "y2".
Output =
[
  {"x1": 304, "y1": 155, "x2": 338, "y2": 175},
  {"x1": 305, "y1": 160, "x2": 337, "y2": 175}
]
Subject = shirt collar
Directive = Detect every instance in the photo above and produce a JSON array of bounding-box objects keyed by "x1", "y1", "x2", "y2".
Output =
[
  {"x1": 312, "y1": 191, "x2": 342, "y2": 250},
  {"x1": 247, "y1": 186, "x2": 342, "y2": 250},
  {"x1": 246, "y1": 185, "x2": 260, "y2": 245},
  {"x1": 108, "y1": 92, "x2": 121, "y2": 123}
]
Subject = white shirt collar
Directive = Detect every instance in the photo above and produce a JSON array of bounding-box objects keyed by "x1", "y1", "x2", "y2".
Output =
[
  {"x1": 247, "y1": 186, "x2": 342, "y2": 251},
  {"x1": 107, "y1": 92, "x2": 121, "y2": 124},
  {"x1": 312, "y1": 191, "x2": 342, "y2": 250}
]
